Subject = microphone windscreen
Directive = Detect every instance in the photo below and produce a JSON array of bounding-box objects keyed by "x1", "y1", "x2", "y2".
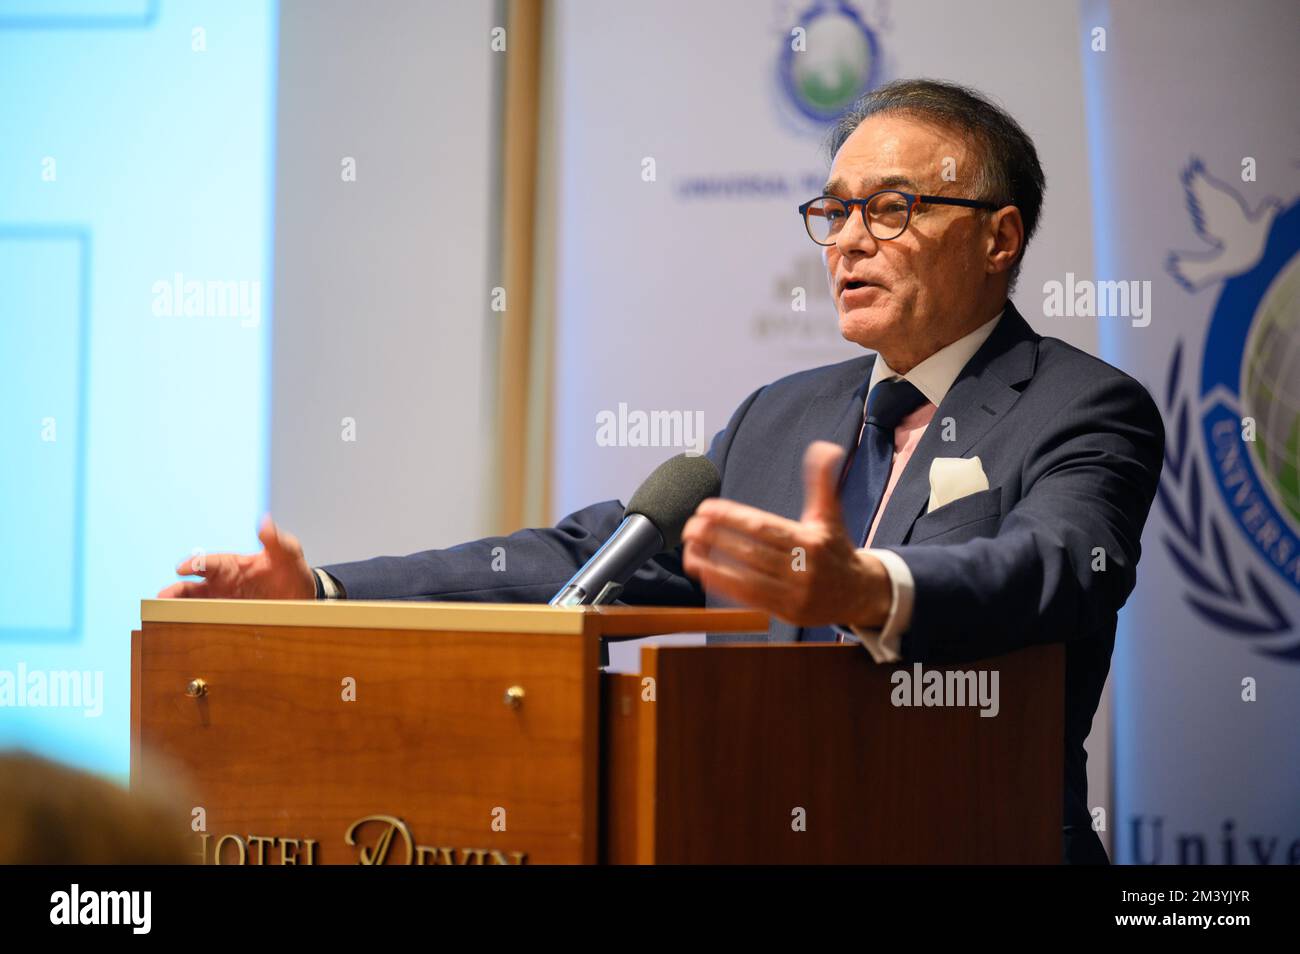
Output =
[{"x1": 624, "y1": 453, "x2": 721, "y2": 550}]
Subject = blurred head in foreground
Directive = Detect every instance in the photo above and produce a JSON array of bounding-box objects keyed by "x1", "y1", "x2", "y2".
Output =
[{"x1": 0, "y1": 750, "x2": 193, "y2": 864}]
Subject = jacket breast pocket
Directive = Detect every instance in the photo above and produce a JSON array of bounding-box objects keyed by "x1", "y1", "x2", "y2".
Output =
[{"x1": 907, "y1": 486, "x2": 1003, "y2": 545}]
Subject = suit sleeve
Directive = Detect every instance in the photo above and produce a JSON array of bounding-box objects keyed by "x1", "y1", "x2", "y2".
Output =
[
  {"x1": 884, "y1": 373, "x2": 1165, "y2": 662},
  {"x1": 321, "y1": 385, "x2": 767, "y2": 603}
]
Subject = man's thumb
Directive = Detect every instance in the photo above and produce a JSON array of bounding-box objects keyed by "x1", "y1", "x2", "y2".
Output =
[
  {"x1": 257, "y1": 514, "x2": 283, "y2": 553},
  {"x1": 801, "y1": 440, "x2": 845, "y2": 525}
]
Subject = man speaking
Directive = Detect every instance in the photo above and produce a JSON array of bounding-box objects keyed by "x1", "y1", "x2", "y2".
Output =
[{"x1": 159, "y1": 79, "x2": 1165, "y2": 865}]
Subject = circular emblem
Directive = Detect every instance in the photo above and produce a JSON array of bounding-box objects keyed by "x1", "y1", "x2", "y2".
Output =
[
  {"x1": 778, "y1": 1, "x2": 880, "y2": 126},
  {"x1": 1200, "y1": 198, "x2": 1300, "y2": 595}
]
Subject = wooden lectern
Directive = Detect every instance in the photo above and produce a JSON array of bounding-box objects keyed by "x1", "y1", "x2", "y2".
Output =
[{"x1": 132, "y1": 599, "x2": 1062, "y2": 864}]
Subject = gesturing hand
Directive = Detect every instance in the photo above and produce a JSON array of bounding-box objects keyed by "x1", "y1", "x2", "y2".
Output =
[
  {"x1": 681, "y1": 440, "x2": 891, "y2": 628},
  {"x1": 156, "y1": 515, "x2": 316, "y2": 600}
]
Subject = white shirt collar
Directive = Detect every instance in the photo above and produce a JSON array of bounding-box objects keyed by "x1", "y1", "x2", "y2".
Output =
[{"x1": 867, "y1": 308, "x2": 1004, "y2": 409}]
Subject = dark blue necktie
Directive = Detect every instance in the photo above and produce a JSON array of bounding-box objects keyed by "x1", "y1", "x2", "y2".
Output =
[{"x1": 801, "y1": 377, "x2": 928, "y2": 643}]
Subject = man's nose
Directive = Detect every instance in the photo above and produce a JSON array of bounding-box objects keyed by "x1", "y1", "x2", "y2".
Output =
[{"x1": 833, "y1": 205, "x2": 879, "y2": 257}]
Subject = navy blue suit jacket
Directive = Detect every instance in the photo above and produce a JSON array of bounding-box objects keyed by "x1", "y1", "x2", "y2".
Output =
[{"x1": 324, "y1": 301, "x2": 1165, "y2": 864}]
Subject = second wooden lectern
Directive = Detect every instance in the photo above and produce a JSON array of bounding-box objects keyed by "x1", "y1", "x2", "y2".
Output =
[{"x1": 132, "y1": 600, "x2": 1062, "y2": 864}]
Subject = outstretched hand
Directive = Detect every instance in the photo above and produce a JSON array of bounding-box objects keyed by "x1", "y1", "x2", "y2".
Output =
[
  {"x1": 680, "y1": 440, "x2": 891, "y2": 628},
  {"x1": 156, "y1": 515, "x2": 316, "y2": 600}
]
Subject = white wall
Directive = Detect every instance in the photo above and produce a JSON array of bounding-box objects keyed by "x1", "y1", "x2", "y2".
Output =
[{"x1": 269, "y1": 0, "x2": 499, "y2": 565}]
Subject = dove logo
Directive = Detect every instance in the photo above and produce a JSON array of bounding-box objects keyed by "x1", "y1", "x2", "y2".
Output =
[
  {"x1": 1166, "y1": 158, "x2": 1284, "y2": 293},
  {"x1": 1159, "y1": 157, "x2": 1300, "y2": 658}
]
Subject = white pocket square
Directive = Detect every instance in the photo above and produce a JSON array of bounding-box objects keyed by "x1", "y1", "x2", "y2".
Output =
[{"x1": 927, "y1": 456, "x2": 989, "y2": 514}]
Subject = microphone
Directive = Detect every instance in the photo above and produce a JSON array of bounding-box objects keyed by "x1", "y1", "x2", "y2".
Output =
[{"x1": 549, "y1": 453, "x2": 721, "y2": 607}]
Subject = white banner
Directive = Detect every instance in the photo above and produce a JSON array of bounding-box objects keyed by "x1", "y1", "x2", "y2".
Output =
[{"x1": 1082, "y1": 0, "x2": 1300, "y2": 863}]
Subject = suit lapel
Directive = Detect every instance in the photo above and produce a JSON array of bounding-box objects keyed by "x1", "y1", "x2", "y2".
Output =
[
  {"x1": 767, "y1": 355, "x2": 874, "y2": 643},
  {"x1": 869, "y1": 303, "x2": 1040, "y2": 548},
  {"x1": 769, "y1": 357, "x2": 875, "y2": 522}
]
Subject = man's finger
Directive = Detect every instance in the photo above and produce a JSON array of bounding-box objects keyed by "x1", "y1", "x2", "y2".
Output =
[
  {"x1": 157, "y1": 580, "x2": 208, "y2": 599},
  {"x1": 683, "y1": 540, "x2": 792, "y2": 611},
  {"x1": 176, "y1": 552, "x2": 235, "y2": 578},
  {"x1": 683, "y1": 521, "x2": 797, "y2": 579},
  {"x1": 175, "y1": 555, "x2": 218, "y2": 577},
  {"x1": 801, "y1": 440, "x2": 846, "y2": 526},
  {"x1": 259, "y1": 514, "x2": 301, "y2": 558},
  {"x1": 258, "y1": 514, "x2": 289, "y2": 554},
  {"x1": 690, "y1": 498, "x2": 801, "y2": 546},
  {"x1": 257, "y1": 513, "x2": 278, "y2": 550}
]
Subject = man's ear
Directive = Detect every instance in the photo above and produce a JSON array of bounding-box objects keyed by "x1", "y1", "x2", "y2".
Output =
[{"x1": 986, "y1": 206, "x2": 1024, "y2": 277}]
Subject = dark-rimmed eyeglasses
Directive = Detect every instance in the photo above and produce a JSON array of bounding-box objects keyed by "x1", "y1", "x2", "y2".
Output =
[{"x1": 798, "y1": 190, "x2": 1000, "y2": 245}]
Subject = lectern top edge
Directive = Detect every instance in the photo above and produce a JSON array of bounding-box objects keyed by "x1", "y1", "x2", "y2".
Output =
[{"x1": 139, "y1": 599, "x2": 770, "y2": 638}]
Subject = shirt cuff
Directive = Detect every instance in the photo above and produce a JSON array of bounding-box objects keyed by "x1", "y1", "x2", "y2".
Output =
[
  {"x1": 313, "y1": 567, "x2": 346, "y2": 600},
  {"x1": 834, "y1": 548, "x2": 913, "y2": 663}
]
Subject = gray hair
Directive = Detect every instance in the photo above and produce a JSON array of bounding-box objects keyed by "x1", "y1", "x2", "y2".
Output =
[{"x1": 826, "y1": 79, "x2": 1045, "y2": 289}]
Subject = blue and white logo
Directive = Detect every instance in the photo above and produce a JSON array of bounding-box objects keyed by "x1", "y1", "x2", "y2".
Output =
[
  {"x1": 1162, "y1": 158, "x2": 1300, "y2": 658},
  {"x1": 775, "y1": 0, "x2": 881, "y2": 132}
]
